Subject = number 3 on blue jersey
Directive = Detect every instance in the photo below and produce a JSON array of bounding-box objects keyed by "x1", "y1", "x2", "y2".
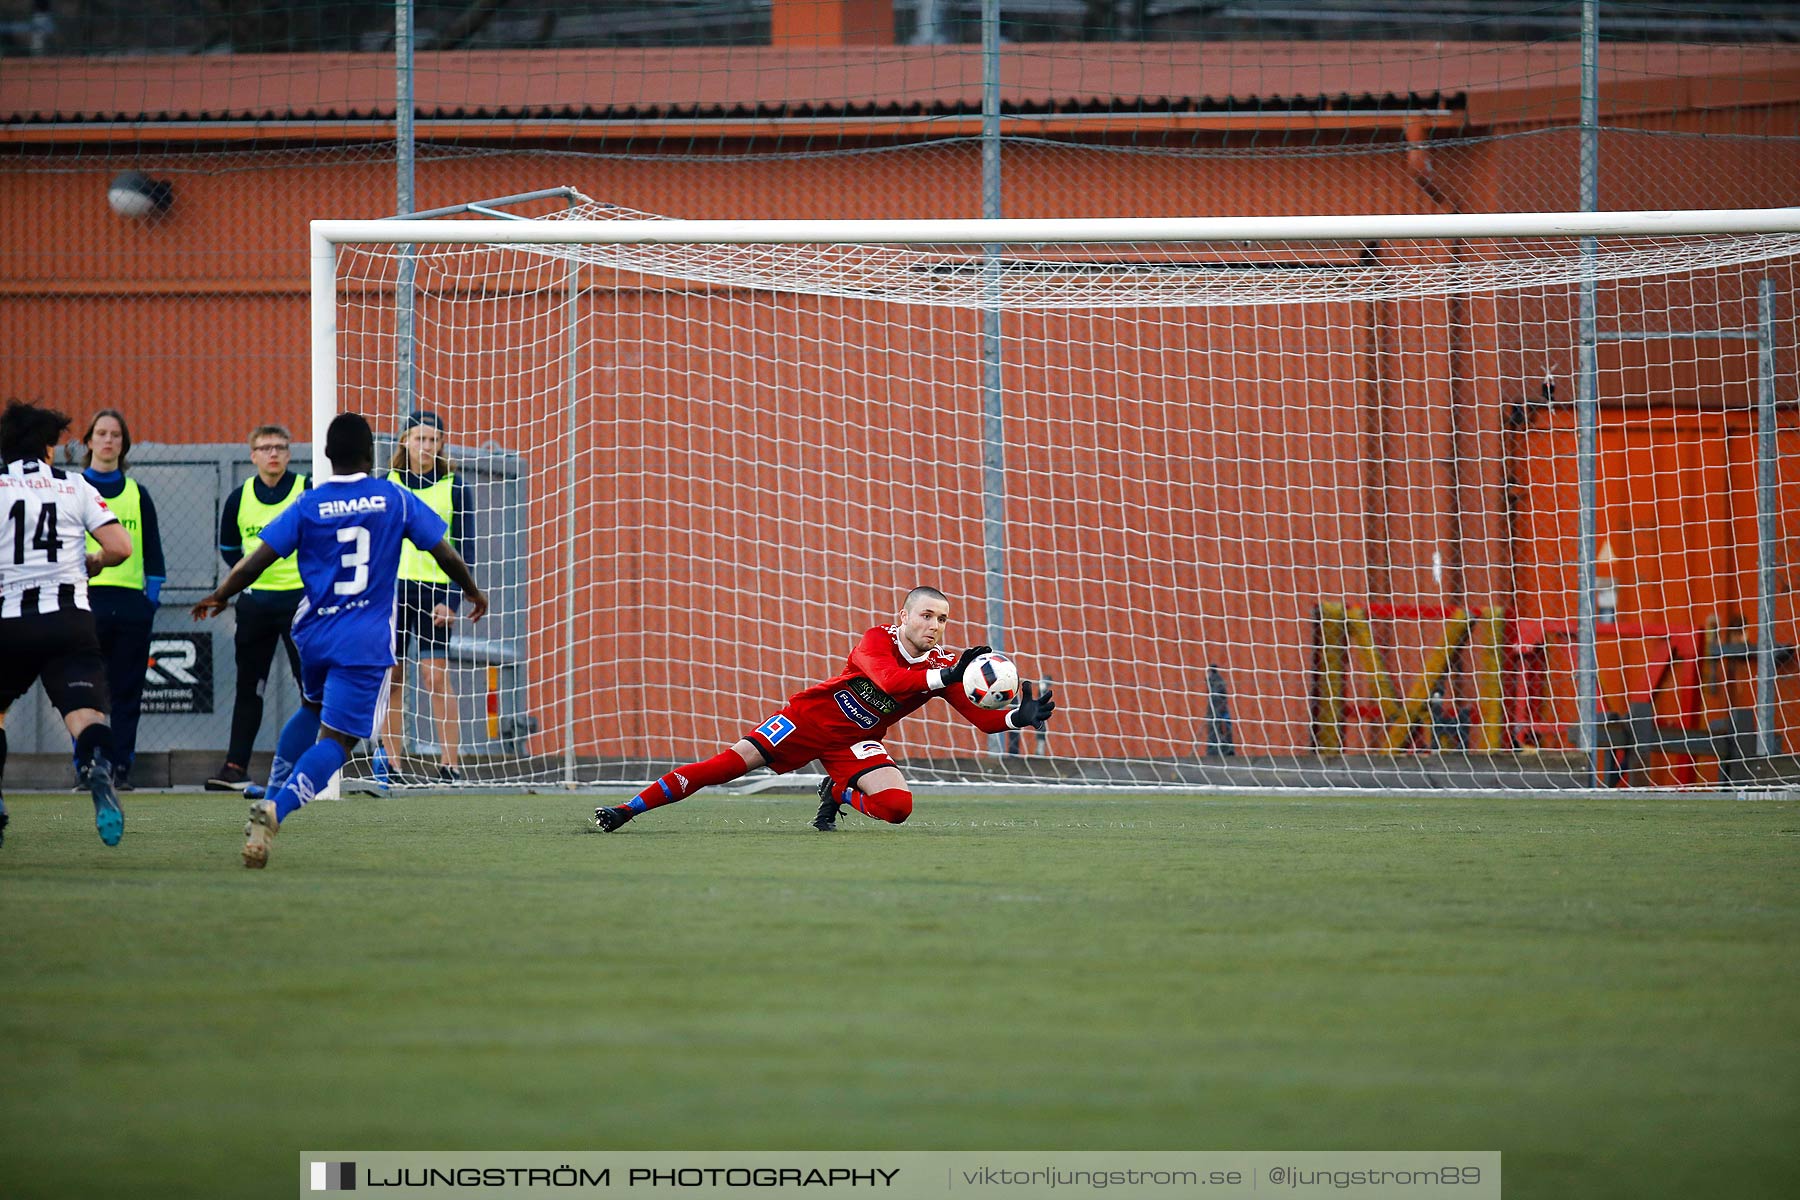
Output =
[{"x1": 335, "y1": 526, "x2": 370, "y2": 595}]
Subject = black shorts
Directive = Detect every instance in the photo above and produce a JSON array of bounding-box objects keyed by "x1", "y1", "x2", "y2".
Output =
[
  {"x1": 0, "y1": 609, "x2": 113, "y2": 715},
  {"x1": 394, "y1": 580, "x2": 457, "y2": 659}
]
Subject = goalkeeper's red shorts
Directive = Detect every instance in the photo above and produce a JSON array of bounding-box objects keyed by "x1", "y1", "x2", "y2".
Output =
[{"x1": 743, "y1": 703, "x2": 897, "y2": 781}]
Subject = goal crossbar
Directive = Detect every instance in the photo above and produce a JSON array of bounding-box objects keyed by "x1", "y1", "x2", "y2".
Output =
[{"x1": 312, "y1": 207, "x2": 1800, "y2": 250}]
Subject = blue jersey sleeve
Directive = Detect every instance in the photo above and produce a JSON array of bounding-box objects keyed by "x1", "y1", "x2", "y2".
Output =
[
  {"x1": 257, "y1": 501, "x2": 304, "y2": 558},
  {"x1": 402, "y1": 487, "x2": 450, "y2": 552}
]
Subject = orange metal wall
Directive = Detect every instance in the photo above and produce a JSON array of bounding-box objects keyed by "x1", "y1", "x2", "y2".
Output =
[{"x1": 5, "y1": 118, "x2": 1798, "y2": 762}]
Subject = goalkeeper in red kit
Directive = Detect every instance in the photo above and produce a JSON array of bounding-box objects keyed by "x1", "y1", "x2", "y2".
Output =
[{"x1": 594, "y1": 586, "x2": 1058, "y2": 833}]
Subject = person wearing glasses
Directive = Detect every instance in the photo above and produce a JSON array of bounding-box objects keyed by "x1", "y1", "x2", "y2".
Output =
[{"x1": 207, "y1": 425, "x2": 310, "y2": 793}]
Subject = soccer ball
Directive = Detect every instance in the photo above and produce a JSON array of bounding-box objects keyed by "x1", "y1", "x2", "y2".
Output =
[{"x1": 962, "y1": 651, "x2": 1021, "y2": 709}]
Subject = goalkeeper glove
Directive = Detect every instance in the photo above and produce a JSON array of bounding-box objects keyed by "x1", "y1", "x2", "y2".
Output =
[
  {"x1": 1007, "y1": 686, "x2": 1057, "y2": 730},
  {"x1": 928, "y1": 643, "x2": 993, "y2": 691}
]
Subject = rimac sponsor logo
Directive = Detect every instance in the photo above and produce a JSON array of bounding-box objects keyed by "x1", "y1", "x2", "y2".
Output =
[
  {"x1": 309, "y1": 1161, "x2": 355, "y2": 1191},
  {"x1": 318, "y1": 496, "x2": 388, "y2": 518},
  {"x1": 833, "y1": 689, "x2": 880, "y2": 730}
]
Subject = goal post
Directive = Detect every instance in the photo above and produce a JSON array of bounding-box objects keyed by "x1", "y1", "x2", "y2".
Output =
[{"x1": 311, "y1": 201, "x2": 1800, "y2": 794}]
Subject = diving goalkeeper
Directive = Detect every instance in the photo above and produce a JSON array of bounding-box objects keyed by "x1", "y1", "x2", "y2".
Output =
[{"x1": 594, "y1": 586, "x2": 1058, "y2": 833}]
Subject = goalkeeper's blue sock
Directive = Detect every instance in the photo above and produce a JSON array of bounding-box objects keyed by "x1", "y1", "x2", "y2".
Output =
[
  {"x1": 268, "y1": 706, "x2": 321, "y2": 792},
  {"x1": 271, "y1": 740, "x2": 348, "y2": 823}
]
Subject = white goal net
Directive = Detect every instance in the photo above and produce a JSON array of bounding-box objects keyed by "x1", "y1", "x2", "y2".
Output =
[{"x1": 318, "y1": 197, "x2": 1800, "y2": 793}]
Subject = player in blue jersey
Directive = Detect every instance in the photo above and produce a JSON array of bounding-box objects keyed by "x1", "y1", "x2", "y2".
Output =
[{"x1": 192, "y1": 412, "x2": 487, "y2": 868}]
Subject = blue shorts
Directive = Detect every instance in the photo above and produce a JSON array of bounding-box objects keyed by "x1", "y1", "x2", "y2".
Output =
[{"x1": 298, "y1": 660, "x2": 393, "y2": 741}]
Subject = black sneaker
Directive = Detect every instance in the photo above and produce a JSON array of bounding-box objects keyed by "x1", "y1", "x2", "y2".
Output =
[
  {"x1": 812, "y1": 776, "x2": 844, "y2": 832},
  {"x1": 113, "y1": 767, "x2": 136, "y2": 793},
  {"x1": 438, "y1": 765, "x2": 466, "y2": 784},
  {"x1": 594, "y1": 805, "x2": 634, "y2": 833},
  {"x1": 0, "y1": 803, "x2": 9, "y2": 849},
  {"x1": 206, "y1": 763, "x2": 252, "y2": 792}
]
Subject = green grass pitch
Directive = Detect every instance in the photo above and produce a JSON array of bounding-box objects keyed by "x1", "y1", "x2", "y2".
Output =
[{"x1": 1, "y1": 788, "x2": 1796, "y2": 1199}]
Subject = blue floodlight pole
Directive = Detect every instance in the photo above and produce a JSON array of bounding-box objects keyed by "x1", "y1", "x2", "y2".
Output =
[
  {"x1": 980, "y1": 0, "x2": 1008, "y2": 664},
  {"x1": 396, "y1": 0, "x2": 418, "y2": 422},
  {"x1": 1575, "y1": 0, "x2": 1602, "y2": 779}
]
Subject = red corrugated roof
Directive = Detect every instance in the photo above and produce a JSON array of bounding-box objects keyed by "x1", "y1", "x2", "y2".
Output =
[{"x1": 4, "y1": 43, "x2": 1797, "y2": 128}]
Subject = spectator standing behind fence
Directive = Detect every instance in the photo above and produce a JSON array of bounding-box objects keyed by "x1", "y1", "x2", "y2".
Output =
[
  {"x1": 206, "y1": 425, "x2": 310, "y2": 793},
  {"x1": 375, "y1": 410, "x2": 475, "y2": 786},
  {"x1": 76, "y1": 409, "x2": 163, "y2": 791}
]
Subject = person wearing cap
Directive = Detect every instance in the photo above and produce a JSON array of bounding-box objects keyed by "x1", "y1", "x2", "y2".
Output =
[
  {"x1": 207, "y1": 424, "x2": 311, "y2": 793},
  {"x1": 76, "y1": 408, "x2": 164, "y2": 791},
  {"x1": 376, "y1": 410, "x2": 476, "y2": 785}
]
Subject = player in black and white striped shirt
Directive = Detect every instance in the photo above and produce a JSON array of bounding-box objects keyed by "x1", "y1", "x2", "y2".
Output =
[{"x1": 0, "y1": 400, "x2": 135, "y2": 849}]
